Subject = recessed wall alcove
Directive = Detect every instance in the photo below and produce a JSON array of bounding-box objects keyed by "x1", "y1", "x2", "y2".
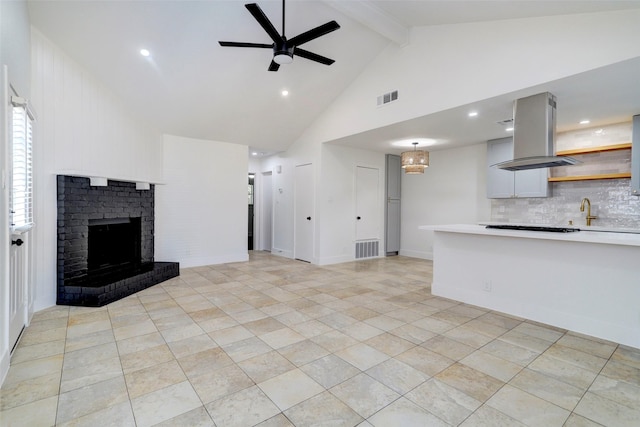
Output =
[{"x1": 57, "y1": 175, "x2": 179, "y2": 306}]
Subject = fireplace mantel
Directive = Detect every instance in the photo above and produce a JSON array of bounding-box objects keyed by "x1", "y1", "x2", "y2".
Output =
[{"x1": 55, "y1": 170, "x2": 165, "y2": 188}]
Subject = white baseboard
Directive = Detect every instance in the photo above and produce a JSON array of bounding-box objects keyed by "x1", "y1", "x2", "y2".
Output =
[
  {"x1": 399, "y1": 249, "x2": 433, "y2": 260},
  {"x1": 317, "y1": 254, "x2": 354, "y2": 266},
  {"x1": 0, "y1": 347, "x2": 9, "y2": 388},
  {"x1": 270, "y1": 248, "x2": 293, "y2": 259},
  {"x1": 175, "y1": 252, "x2": 249, "y2": 269}
]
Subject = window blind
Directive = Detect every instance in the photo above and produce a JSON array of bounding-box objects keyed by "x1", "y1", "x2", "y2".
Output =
[{"x1": 10, "y1": 97, "x2": 34, "y2": 233}]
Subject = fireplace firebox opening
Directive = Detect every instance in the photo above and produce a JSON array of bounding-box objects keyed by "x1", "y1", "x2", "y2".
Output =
[{"x1": 88, "y1": 217, "x2": 141, "y2": 274}]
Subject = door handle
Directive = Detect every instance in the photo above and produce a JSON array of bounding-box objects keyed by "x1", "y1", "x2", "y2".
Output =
[
  {"x1": 357, "y1": 216, "x2": 361, "y2": 220},
  {"x1": 306, "y1": 216, "x2": 311, "y2": 221},
  {"x1": 11, "y1": 239, "x2": 24, "y2": 246}
]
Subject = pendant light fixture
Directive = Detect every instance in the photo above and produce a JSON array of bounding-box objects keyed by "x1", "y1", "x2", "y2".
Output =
[{"x1": 401, "y1": 142, "x2": 429, "y2": 174}]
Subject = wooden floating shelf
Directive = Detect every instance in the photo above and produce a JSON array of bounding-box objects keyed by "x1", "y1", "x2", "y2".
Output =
[
  {"x1": 548, "y1": 172, "x2": 631, "y2": 182},
  {"x1": 556, "y1": 142, "x2": 631, "y2": 156}
]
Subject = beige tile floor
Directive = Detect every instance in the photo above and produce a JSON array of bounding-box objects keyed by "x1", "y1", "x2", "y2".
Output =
[{"x1": 1, "y1": 252, "x2": 639, "y2": 426}]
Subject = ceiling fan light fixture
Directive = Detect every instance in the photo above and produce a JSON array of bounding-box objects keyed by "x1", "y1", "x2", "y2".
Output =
[{"x1": 274, "y1": 51, "x2": 293, "y2": 64}]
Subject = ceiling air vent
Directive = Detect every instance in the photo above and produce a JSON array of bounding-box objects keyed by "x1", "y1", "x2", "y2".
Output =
[
  {"x1": 377, "y1": 90, "x2": 398, "y2": 107},
  {"x1": 496, "y1": 118, "x2": 514, "y2": 126}
]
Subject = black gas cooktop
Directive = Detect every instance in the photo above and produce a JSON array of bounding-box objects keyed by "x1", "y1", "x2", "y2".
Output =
[{"x1": 485, "y1": 224, "x2": 580, "y2": 233}]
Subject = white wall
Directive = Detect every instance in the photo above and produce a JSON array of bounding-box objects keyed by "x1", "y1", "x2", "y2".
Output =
[
  {"x1": 29, "y1": 29, "x2": 164, "y2": 312},
  {"x1": 256, "y1": 143, "x2": 387, "y2": 264},
  {"x1": 269, "y1": 10, "x2": 640, "y2": 266},
  {"x1": 318, "y1": 144, "x2": 386, "y2": 264},
  {"x1": 400, "y1": 144, "x2": 491, "y2": 259},
  {"x1": 295, "y1": 10, "x2": 640, "y2": 146},
  {"x1": 155, "y1": 135, "x2": 249, "y2": 267},
  {"x1": 0, "y1": 0, "x2": 31, "y2": 386},
  {"x1": 256, "y1": 132, "x2": 322, "y2": 260},
  {"x1": 31, "y1": 30, "x2": 162, "y2": 182}
]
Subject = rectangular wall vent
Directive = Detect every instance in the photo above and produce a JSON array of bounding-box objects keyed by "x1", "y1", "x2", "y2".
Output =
[
  {"x1": 355, "y1": 240, "x2": 379, "y2": 259},
  {"x1": 377, "y1": 90, "x2": 398, "y2": 107}
]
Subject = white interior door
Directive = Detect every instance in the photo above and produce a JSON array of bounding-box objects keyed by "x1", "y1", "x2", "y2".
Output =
[
  {"x1": 260, "y1": 172, "x2": 273, "y2": 251},
  {"x1": 356, "y1": 166, "x2": 379, "y2": 241},
  {"x1": 6, "y1": 70, "x2": 31, "y2": 353},
  {"x1": 294, "y1": 163, "x2": 314, "y2": 262},
  {"x1": 9, "y1": 234, "x2": 28, "y2": 350}
]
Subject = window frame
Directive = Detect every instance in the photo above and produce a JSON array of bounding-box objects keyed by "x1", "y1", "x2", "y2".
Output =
[{"x1": 10, "y1": 95, "x2": 35, "y2": 234}]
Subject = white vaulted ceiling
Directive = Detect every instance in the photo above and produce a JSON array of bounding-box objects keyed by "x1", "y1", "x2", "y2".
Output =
[{"x1": 27, "y1": 0, "x2": 640, "y2": 155}]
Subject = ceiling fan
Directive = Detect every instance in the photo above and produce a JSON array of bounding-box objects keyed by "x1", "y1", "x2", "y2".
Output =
[{"x1": 218, "y1": 0, "x2": 340, "y2": 71}]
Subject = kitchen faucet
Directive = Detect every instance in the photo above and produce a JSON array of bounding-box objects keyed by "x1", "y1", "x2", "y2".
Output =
[{"x1": 580, "y1": 197, "x2": 597, "y2": 226}]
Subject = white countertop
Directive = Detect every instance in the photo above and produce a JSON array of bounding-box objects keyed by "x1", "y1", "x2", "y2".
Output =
[
  {"x1": 419, "y1": 224, "x2": 640, "y2": 247},
  {"x1": 479, "y1": 221, "x2": 640, "y2": 235}
]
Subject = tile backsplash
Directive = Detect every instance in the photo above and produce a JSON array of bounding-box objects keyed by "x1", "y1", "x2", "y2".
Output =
[
  {"x1": 491, "y1": 179, "x2": 640, "y2": 229},
  {"x1": 550, "y1": 149, "x2": 630, "y2": 178},
  {"x1": 556, "y1": 122, "x2": 632, "y2": 151},
  {"x1": 491, "y1": 121, "x2": 640, "y2": 229}
]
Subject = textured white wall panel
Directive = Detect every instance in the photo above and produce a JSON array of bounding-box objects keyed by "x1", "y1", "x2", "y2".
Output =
[{"x1": 29, "y1": 29, "x2": 163, "y2": 311}]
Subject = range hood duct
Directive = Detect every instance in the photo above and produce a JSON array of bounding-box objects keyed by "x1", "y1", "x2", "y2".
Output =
[{"x1": 494, "y1": 92, "x2": 580, "y2": 171}]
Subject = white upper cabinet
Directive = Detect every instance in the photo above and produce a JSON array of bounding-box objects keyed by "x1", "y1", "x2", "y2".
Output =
[{"x1": 486, "y1": 137, "x2": 550, "y2": 198}]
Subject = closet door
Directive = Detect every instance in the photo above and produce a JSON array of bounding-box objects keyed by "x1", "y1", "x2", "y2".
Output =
[{"x1": 355, "y1": 166, "x2": 379, "y2": 241}]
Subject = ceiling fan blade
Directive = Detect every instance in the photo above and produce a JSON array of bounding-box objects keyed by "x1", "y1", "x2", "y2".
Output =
[
  {"x1": 245, "y1": 3, "x2": 283, "y2": 44},
  {"x1": 295, "y1": 48, "x2": 335, "y2": 66},
  {"x1": 288, "y1": 21, "x2": 340, "y2": 47},
  {"x1": 268, "y1": 60, "x2": 280, "y2": 72},
  {"x1": 219, "y1": 41, "x2": 273, "y2": 48}
]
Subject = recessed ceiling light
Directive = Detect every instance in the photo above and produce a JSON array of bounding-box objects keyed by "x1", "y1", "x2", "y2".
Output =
[
  {"x1": 281, "y1": 90, "x2": 289, "y2": 97},
  {"x1": 252, "y1": 152, "x2": 258, "y2": 156},
  {"x1": 391, "y1": 138, "x2": 438, "y2": 148},
  {"x1": 140, "y1": 49, "x2": 150, "y2": 57},
  {"x1": 468, "y1": 111, "x2": 478, "y2": 117},
  {"x1": 505, "y1": 127, "x2": 514, "y2": 132},
  {"x1": 579, "y1": 120, "x2": 590, "y2": 125}
]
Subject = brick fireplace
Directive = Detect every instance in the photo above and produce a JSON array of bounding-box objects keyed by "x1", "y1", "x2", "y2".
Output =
[{"x1": 57, "y1": 175, "x2": 179, "y2": 306}]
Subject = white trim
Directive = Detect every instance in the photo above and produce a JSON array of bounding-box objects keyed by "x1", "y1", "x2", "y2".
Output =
[
  {"x1": 1, "y1": 65, "x2": 10, "y2": 388},
  {"x1": 271, "y1": 248, "x2": 293, "y2": 259},
  {"x1": 176, "y1": 253, "x2": 249, "y2": 269},
  {"x1": 89, "y1": 177, "x2": 108, "y2": 187},
  {"x1": 0, "y1": 348, "x2": 9, "y2": 387},
  {"x1": 56, "y1": 171, "x2": 165, "y2": 185},
  {"x1": 399, "y1": 249, "x2": 432, "y2": 260},
  {"x1": 318, "y1": 254, "x2": 355, "y2": 265},
  {"x1": 324, "y1": 0, "x2": 409, "y2": 47}
]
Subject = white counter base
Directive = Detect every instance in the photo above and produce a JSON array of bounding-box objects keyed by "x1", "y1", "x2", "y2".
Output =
[{"x1": 428, "y1": 225, "x2": 640, "y2": 349}]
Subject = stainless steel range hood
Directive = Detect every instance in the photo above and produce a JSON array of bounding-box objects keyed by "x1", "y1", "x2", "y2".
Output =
[{"x1": 494, "y1": 92, "x2": 580, "y2": 171}]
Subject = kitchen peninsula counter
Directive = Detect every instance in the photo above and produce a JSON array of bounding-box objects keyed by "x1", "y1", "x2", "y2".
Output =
[
  {"x1": 421, "y1": 223, "x2": 640, "y2": 246},
  {"x1": 420, "y1": 224, "x2": 640, "y2": 349}
]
